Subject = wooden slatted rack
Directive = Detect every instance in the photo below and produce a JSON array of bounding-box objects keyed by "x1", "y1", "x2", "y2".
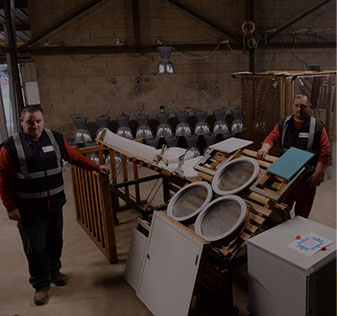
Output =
[{"x1": 70, "y1": 145, "x2": 117, "y2": 263}]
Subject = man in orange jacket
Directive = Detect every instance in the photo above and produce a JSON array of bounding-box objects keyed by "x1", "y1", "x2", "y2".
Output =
[
  {"x1": 257, "y1": 93, "x2": 330, "y2": 218},
  {"x1": 0, "y1": 105, "x2": 110, "y2": 306}
]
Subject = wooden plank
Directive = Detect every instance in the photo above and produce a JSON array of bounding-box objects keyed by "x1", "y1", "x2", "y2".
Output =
[
  {"x1": 84, "y1": 170, "x2": 93, "y2": 232},
  {"x1": 214, "y1": 154, "x2": 227, "y2": 161},
  {"x1": 224, "y1": 239, "x2": 244, "y2": 256},
  {"x1": 210, "y1": 160, "x2": 219, "y2": 168},
  {"x1": 259, "y1": 174, "x2": 271, "y2": 186},
  {"x1": 247, "y1": 191, "x2": 270, "y2": 206},
  {"x1": 249, "y1": 212, "x2": 265, "y2": 225},
  {"x1": 98, "y1": 173, "x2": 118, "y2": 263},
  {"x1": 242, "y1": 148, "x2": 278, "y2": 163},
  {"x1": 76, "y1": 144, "x2": 105, "y2": 154},
  {"x1": 239, "y1": 231, "x2": 251, "y2": 241},
  {"x1": 245, "y1": 222, "x2": 258, "y2": 234},
  {"x1": 81, "y1": 168, "x2": 90, "y2": 229},
  {"x1": 70, "y1": 166, "x2": 80, "y2": 221},
  {"x1": 82, "y1": 169, "x2": 91, "y2": 229},
  {"x1": 197, "y1": 171, "x2": 213, "y2": 182},
  {"x1": 277, "y1": 181, "x2": 288, "y2": 191},
  {"x1": 93, "y1": 173, "x2": 103, "y2": 243},
  {"x1": 189, "y1": 177, "x2": 201, "y2": 182},
  {"x1": 98, "y1": 150, "x2": 104, "y2": 165},
  {"x1": 88, "y1": 171, "x2": 97, "y2": 237},
  {"x1": 219, "y1": 247, "x2": 230, "y2": 257},
  {"x1": 245, "y1": 199, "x2": 272, "y2": 217},
  {"x1": 77, "y1": 167, "x2": 86, "y2": 224},
  {"x1": 277, "y1": 202, "x2": 289, "y2": 212},
  {"x1": 76, "y1": 167, "x2": 84, "y2": 223},
  {"x1": 256, "y1": 159, "x2": 272, "y2": 169}
]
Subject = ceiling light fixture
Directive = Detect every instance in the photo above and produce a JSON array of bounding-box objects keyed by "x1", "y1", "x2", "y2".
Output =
[{"x1": 157, "y1": 46, "x2": 175, "y2": 74}]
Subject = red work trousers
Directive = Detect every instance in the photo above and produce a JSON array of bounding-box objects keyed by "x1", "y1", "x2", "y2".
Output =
[{"x1": 283, "y1": 181, "x2": 316, "y2": 218}]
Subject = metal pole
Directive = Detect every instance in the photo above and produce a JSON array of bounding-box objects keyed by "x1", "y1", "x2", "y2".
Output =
[
  {"x1": 131, "y1": 0, "x2": 142, "y2": 53},
  {"x1": 16, "y1": 41, "x2": 336, "y2": 56},
  {"x1": 249, "y1": 0, "x2": 255, "y2": 74},
  {"x1": 162, "y1": 177, "x2": 170, "y2": 203},
  {"x1": 4, "y1": 0, "x2": 24, "y2": 132},
  {"x1": 0, "y1": 81, "x2": 8, "y2": 142}
]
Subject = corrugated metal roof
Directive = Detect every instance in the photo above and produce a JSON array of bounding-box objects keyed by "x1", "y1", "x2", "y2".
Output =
[{"x1": 0, "y1": 6, "x2": 31, "y2": 46}]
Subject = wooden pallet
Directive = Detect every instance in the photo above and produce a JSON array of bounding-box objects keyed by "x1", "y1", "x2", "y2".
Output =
[
  {"x1": 196, "y1": 148, "x2": 277, "y2": 181},
  {"x1": 250, "y1": 167, "x2": 307, "y2": 202},
  {"x1": 191, "y1": 148, "x2": 291, "y2": 259},
  {"x1": 193, "y1": 149, "x2": 233, "y2": 176},
  {"x1": 216, "y1": 197, "x2": 289, "y2": 259}
]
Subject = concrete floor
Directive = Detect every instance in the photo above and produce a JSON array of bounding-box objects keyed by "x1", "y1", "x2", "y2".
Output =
[{"x1": 0, "y1": 162, "x2": 335, "y2": 316}]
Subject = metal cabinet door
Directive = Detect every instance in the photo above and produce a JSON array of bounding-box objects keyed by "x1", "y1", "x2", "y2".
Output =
[{"x1": 137, "y1": 212, "x2": 204, "y2": 316}]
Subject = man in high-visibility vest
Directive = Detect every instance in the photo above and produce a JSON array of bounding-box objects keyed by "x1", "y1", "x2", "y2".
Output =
[
  {"x1": 257, "y1": 93, "x2": 330, "y2": 218},
  {"x1": 0, "y1": 105, "x2": 110, "y2": 306}
]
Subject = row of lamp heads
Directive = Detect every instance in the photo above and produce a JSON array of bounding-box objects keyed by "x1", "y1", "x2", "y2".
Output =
[{"x1": 71, "y1": 108, "x2": 243, "y2": 144}]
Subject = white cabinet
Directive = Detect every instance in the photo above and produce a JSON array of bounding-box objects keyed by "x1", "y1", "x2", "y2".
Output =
[
  {"x1": 137, "y1": 211, "x2": 205, "y2": 316},
  {"x1": 247, "y1": 216, "x2": 336, "y2": 316},
  {"x1": 124, "y1": 219, "x2": 150, "y2": 290}
]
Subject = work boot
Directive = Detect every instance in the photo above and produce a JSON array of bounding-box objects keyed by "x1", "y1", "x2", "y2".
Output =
[
  {"x1": 51, "y1": 271, "x2": 69, "y2": 286},
  {"x1": 34, "y1": 289, "x2": 49, "y2": 306}
]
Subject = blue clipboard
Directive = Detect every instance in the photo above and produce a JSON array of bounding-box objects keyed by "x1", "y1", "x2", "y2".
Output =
[{"x1": 267, "y1": 147, "x2": 315, "y2": 180}]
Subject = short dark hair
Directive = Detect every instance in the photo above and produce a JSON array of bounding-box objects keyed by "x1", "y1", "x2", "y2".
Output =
[
  {"x1": 20, "y1": 105, "x2": 43, "y2": 118},
  {"x1": 294, "y1": 93, "x2": 311, "y2": 104}
]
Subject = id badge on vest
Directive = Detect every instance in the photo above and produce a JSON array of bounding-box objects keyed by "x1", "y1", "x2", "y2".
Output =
[
  {"x1": 299, "y1": 132, "x2": 309, "y2": 138},
  {"x1": 42, "y1": 145, "x2": 54, "y2": 153}
]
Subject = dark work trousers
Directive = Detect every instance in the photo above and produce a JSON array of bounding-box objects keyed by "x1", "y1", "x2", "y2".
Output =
[{"x1": 17, "y1": 207, "x2": 63, "y2": 291}]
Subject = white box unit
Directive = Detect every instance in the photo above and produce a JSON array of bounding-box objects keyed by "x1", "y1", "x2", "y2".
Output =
[
  {"x1": 124, "y1": 219, "x2": 150, "y2": 290},
  {"x1": 247, "y1": 216, "x2": 336, "y2": 316},
  {"x1": 137, "y1": 211, "x2": 206, "y2": 316}
]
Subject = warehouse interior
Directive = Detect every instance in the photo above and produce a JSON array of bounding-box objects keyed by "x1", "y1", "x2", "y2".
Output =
[{"x1": 0, "y1": 0, "x2": 336, "y2": 315}]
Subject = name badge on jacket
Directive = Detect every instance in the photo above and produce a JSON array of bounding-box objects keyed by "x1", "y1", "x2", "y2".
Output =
[
  {"x1": 299, "y1": 132, "x2": 309, "y2": 138},
  {"x1": 42, "y1": 145, "x2": 54, "y2": 153}
]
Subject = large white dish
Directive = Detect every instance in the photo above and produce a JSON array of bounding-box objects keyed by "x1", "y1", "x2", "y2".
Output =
[
  {"x1": 212, "y1": 157, "x2": 259, "y2": 196},
  {"x1": 167, "y1": 181, "x2": 212, "y2": 222},
  {"x1": 194, "y1": 195, "x2": 247, "y2": 242}
]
